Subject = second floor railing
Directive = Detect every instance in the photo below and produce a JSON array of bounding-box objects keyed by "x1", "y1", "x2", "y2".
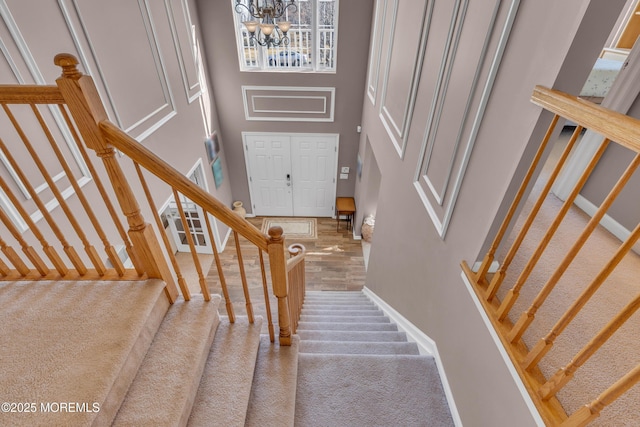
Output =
[{"x1": 0, "y1": 53, "x2": 306, "y2": 345}]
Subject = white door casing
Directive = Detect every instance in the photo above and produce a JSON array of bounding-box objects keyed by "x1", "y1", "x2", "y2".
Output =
[{"x1": 244, "y1": 132, "x2": 338, "y2": 217}]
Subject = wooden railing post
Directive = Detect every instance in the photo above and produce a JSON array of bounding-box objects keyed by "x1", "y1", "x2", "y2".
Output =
[
  {"x1": 267, "y1": 226, "x2": 292, "y2": 346},
  {"x1": 53, "y1": 53, "x2": 178, "y2": 302}
]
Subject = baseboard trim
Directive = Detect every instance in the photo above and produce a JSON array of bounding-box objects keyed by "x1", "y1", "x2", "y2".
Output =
[
  {"x1": 460, "y1": 272, "x2": 545, "y2": 426},
  {"x1": 362, "y1": 286, "x2": 463, "y2": 427},
  {"x1": 574, "y1": 194, "x2": 640, "y2": 255}
]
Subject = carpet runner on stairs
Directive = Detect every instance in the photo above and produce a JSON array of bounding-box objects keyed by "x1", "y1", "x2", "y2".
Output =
[{"x1": 294, "y1": 291, "x2": 454, "y2": 426}]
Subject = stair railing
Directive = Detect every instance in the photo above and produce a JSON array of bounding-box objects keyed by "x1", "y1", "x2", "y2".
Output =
[
  {"x1": 462, "y1": 86, "x2": 640, "y2": 425},
  {"x1": 0, "y1": 53, "x2": 301, "y2": 346}
]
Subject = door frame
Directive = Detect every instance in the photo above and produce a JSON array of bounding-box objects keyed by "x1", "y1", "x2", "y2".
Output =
[{"x1": 242, "y1": 131, "x2": 340, "y2": 217}]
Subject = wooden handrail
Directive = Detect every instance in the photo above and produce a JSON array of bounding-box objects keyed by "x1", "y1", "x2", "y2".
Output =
[
  {"x1": 98, "y1": 120, "x2": 270, "y2": 252},
  {"x1": 0, "y1": 85, "x2": 65, "y2": 104},
  {"x1": 463, "y1": 85, "x2": 640, "y2": 426}
]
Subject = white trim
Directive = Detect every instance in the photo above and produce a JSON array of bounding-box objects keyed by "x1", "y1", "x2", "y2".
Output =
[
  {"x1": 414, "y1": 0, "x2": 521, "y2": 238},
  {"x1": 460, "y1": 272, "x2": 546, "y2": 426},
  {"x1": 251, "y1": 95, "x2": 328, "y2": 114},
  {"x1": 362, "y1": 286, "x2": 463, "y2": 427},
  {"x1": 366, "y1": 0, "x2": 387, "y2": 105},
  {"x1": 220, "y1": 226, "x2": 232, "y2": 252},
  {"x1": 378, "y1": 0, "x2": 431, "y2": 159},
  {"x1": 164, "y1": 0, "x2": 202, "y2": 103},
  {"x1": 574, "y1": 194, "x2": 640, "y2": 255},
  {"x1": 242, "y1": 86, "x2": 335, "y2": 122}
]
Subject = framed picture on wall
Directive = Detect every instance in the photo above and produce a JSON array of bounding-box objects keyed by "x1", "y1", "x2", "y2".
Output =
[
  {"x1": 212, "y1": 157, "x2": 223, "y2": 189},
  {"x1": 204, "y1": 132, "x2": 220, "y2": 163}
]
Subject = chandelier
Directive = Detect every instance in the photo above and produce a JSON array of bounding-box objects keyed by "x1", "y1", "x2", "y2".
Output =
[{"x1": 235, "y1": 0, "x2": 297, "y2": 47}]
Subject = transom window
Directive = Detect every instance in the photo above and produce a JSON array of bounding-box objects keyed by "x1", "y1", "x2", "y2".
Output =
[{"x1": 232, "y1": 0, "x2": 339, "y2": 72}]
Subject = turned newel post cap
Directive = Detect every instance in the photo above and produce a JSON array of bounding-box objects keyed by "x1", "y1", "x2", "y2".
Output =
[
  {"x1": 54, "y1": 53, "x2": 82, "y2": 79},
  {"x1": 268, "y1": 226, "x2": 284, "y2": 241}
]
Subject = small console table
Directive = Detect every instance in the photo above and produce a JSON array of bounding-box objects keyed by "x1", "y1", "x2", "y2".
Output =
[{"x1": 335, "y1": 197, "x2": 356, "y2": 232}]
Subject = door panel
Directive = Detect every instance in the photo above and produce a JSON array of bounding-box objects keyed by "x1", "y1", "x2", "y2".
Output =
[
  {"x1": 246, "y1": 134, "x2": 293, "y2": 216},
  {"x1": 291, "y1": 135, "x2": 337, "y2": 217}
]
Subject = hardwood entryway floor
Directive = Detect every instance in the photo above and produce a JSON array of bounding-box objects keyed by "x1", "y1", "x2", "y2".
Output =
[{"x1": 203, "y1": 217, "x2": 366, "y2": 329}]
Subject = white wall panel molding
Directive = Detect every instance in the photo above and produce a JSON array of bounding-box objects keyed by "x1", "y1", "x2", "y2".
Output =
[
  {"x1": 242, "y1": 86, "x2": 335, "y2": 122},
  {"x1": 0, "y1": 5, "x2": 92, "y2": 231},
  {"x1": 415, "y1": 0, "x2": 521, "y2": 238},
  {"x1": 378, "y1": 0, "x2": 432, "y2": 158},
  {"x1": 164, "y1": 0, "x2": 201, "y2": 103},
  {"x1": 366, "y1": 0, "x2": 387, "y2": 105},
  {"x1": 58, "y1": 0, "x2": 177, "y2": 142}
]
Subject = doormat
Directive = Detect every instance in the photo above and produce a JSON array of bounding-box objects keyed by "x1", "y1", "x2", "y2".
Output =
[{"x1": 261, "y1": 218, "x2": 317, "y2": 240}]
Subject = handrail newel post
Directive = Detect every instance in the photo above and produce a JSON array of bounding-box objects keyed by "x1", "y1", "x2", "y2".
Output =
[
  {"x1": 53, "y1": 53, "x2": 178, "y2": 302},
  {"x1": 267, "y1": 226, "x2": 292, "y2": 346}
]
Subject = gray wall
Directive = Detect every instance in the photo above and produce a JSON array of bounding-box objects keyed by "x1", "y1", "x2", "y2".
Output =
[
  {"x1": 195, "y1": 0, "x2": 373, "y2": 214},
  {"x1": 0, "y1": 0, "x2": 232, "y2": 254},
  {"x1": 356, "y1": 0, "x2": 625, "y2": 425}
]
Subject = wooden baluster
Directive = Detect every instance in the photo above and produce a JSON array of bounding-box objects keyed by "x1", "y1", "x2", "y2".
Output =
[
  {"x1": 288, "y1": 243, "x2": 306, "y2": 333},
  {"x1": 203, "y1": 212, "x2": 235, "y2": 322},
  {"x1": 3, "y1": 104, "x2": 106, "y2": 275},
  {"x1": 0, "y1": 236, "x2": 30, "y2": 276},
  {"x1": 135, "y1": 165, "x2": 190, "y2": 300},
  {"x1": 258, "y1": 249, "x2": 275, "y2": 342},
  {"x1": 523, "y1": 221, "x2": 640, "y2": 371},
  {"x1": 0, "y1": 207, "x2": 48, "y2": 275},
  {"x1": 55, "y1": 53, "x2": 178, "y2": 302},
  {"x1": 234, "y1": 231, "x2": 254, "y2": 323},
  {"x1": 173, "y1": 190, "x2": 210, "y2": 301},
  {"x1": 539, "y1": 292, "x2": 640, "y2": 401},
  {"x1": 0, "y1": 256, "x2": 10, "y2": 276},
  {"x1": 31, "y1": 104, "x2": 124, "y2": 275},
  {"x1": 58, "y1": 105, "x2": 137, "y2": 275},
  {"x1": 561, "y1": 364, "x2": 640, "y2": 427},
  {"x1": 267, "y1": 226, "x2": 292, "y2": 346},
  {"x1": 476, "y1": 115, "x2": 561, "y2": 289},
  {"x1": 0, "y1": 174, "x2": 67, "y2": 275},
  {"x1": 509, "y1": 152, "x2": 640, "y2": 343},
  {"x1": 496, "y1": 137, "x2": 610, "y2": 322},
  {"x1": 487, "y1": 122, "x2": 581, "y2": 301},
  {"x1": 0, "y1": 136, "x2": 87, "y2": 274}
]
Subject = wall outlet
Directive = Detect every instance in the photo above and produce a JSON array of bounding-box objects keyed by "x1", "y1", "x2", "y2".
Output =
[
  {"x1": 341, "y1": 166, "x2": 350, "y2": 173},
  {"x1": 340, "y1": 173, "x2": 349, "y2": 179}
]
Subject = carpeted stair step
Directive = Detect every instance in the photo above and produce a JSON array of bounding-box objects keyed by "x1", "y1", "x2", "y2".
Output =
[
  {"x1": 295, "y1": 354, "x2": 454, "y2": 426},
  {"x1": 301, "y1": 308, "x2": 385, "y2": 316},
  {"x1": 303, "y1": 300, "x2": 375, "y2": 307},
  {"x1": 300, "y1": 314, "x2": 391, "y2": 323},
  {"x1": 188, "y1": 316, "x2": 263, "y2": 427},
  {"x1": 299, "y1": 340, "x2": 420, "y2": 355},
  {"x1": 0, "y1": 279, "x2": 169, "y2": 427},
  {"x1": 113, "y1": 294, "x2": 221, "y2": 426},
  {"x1": 297, "y1": 321, "x2": 398, "y2": 331},
  {"x1": 302, "y1": 303, "x2": 378, "y2": 311},
  {"x1": 297, "y1": 329, "x2": 408, "y2": 342},
  {"x1": 244, "y1": 335, "x2": 300, "y2": 426}
]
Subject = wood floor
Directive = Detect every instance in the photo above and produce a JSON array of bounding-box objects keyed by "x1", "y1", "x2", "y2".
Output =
[{"x1": 203, "y1": 217, "x2": 366, "y2": 327}]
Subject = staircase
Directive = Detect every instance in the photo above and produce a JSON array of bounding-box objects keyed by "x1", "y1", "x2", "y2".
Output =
[{"x1": 0, "y1": 283, "x2": 454, "y2": 426}]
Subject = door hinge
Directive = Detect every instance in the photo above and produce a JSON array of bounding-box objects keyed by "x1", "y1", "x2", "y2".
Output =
[{"x1": 249, "y1": 176, "x2": 252, "y2": 182}]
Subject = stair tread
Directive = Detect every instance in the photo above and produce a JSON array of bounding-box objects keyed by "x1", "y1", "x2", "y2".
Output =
[
  {"x1": 297, "y1": 329, "x2": 408, "y2": 342},
  {"x1": 295, "y1": 354, "x2": 454, "y2": 426},
  {"x1": 113, "y1": 295, "x2": 221, "y2": 427},
  {"x1": 0, "y1": 279, "x2": 168, "y2": 427},
  {"x1": 188, "y1": 316, "x2": 263, "y2": 427},
  {"x1": 302, "y1": 304, "x2": 378, "y2": 310},
  {"x1": 300, "y1": 314, "x2": 391, "y2": 323},
  {"x1": 297, "y1": 321, "x2": 398, "y2": 331},
  {"x1": 302, "y1": 309, "x2": 384, "y2": 317},
  {"x1": 245, "y1": 335, "x2": 300, "y2": 427},
  {"x1": 299, "y1": 340, "x2": 420, "y2": 355}
]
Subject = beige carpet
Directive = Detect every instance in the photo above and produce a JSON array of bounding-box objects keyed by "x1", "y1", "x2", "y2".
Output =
[
  {"x1": 495, "y1": 131, "x2": 640, "y2": 425},
  {"x1": 294, "y1": 291, "x2": 453, "y2": 426},
  {"x1": 261, "y1": 217, "x2": 317, "y2": 239}
]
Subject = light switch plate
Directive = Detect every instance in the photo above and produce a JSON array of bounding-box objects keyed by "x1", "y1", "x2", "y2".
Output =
[
  {"x1": 340, "y1": 173, "x2": 348, "y2": 179},
  {"x1": 341, "y1": 167, "x2": 350, "y2": 173}
]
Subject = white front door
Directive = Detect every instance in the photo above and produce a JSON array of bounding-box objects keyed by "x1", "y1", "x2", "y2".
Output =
[
  {"x1": 291, "y1": 135, "x2": 337, "y2": 217},
  {"x1": 245, "y1": 134, "x2": 294, "y2": 216},
  {"x1": 244, "y1": 133, "x2": 338, "y2": 217}
]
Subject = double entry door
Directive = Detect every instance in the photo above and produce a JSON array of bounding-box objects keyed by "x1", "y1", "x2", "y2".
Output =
[{"x1": 244, "y1": 133, "x2": 338, "y2": 217}]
